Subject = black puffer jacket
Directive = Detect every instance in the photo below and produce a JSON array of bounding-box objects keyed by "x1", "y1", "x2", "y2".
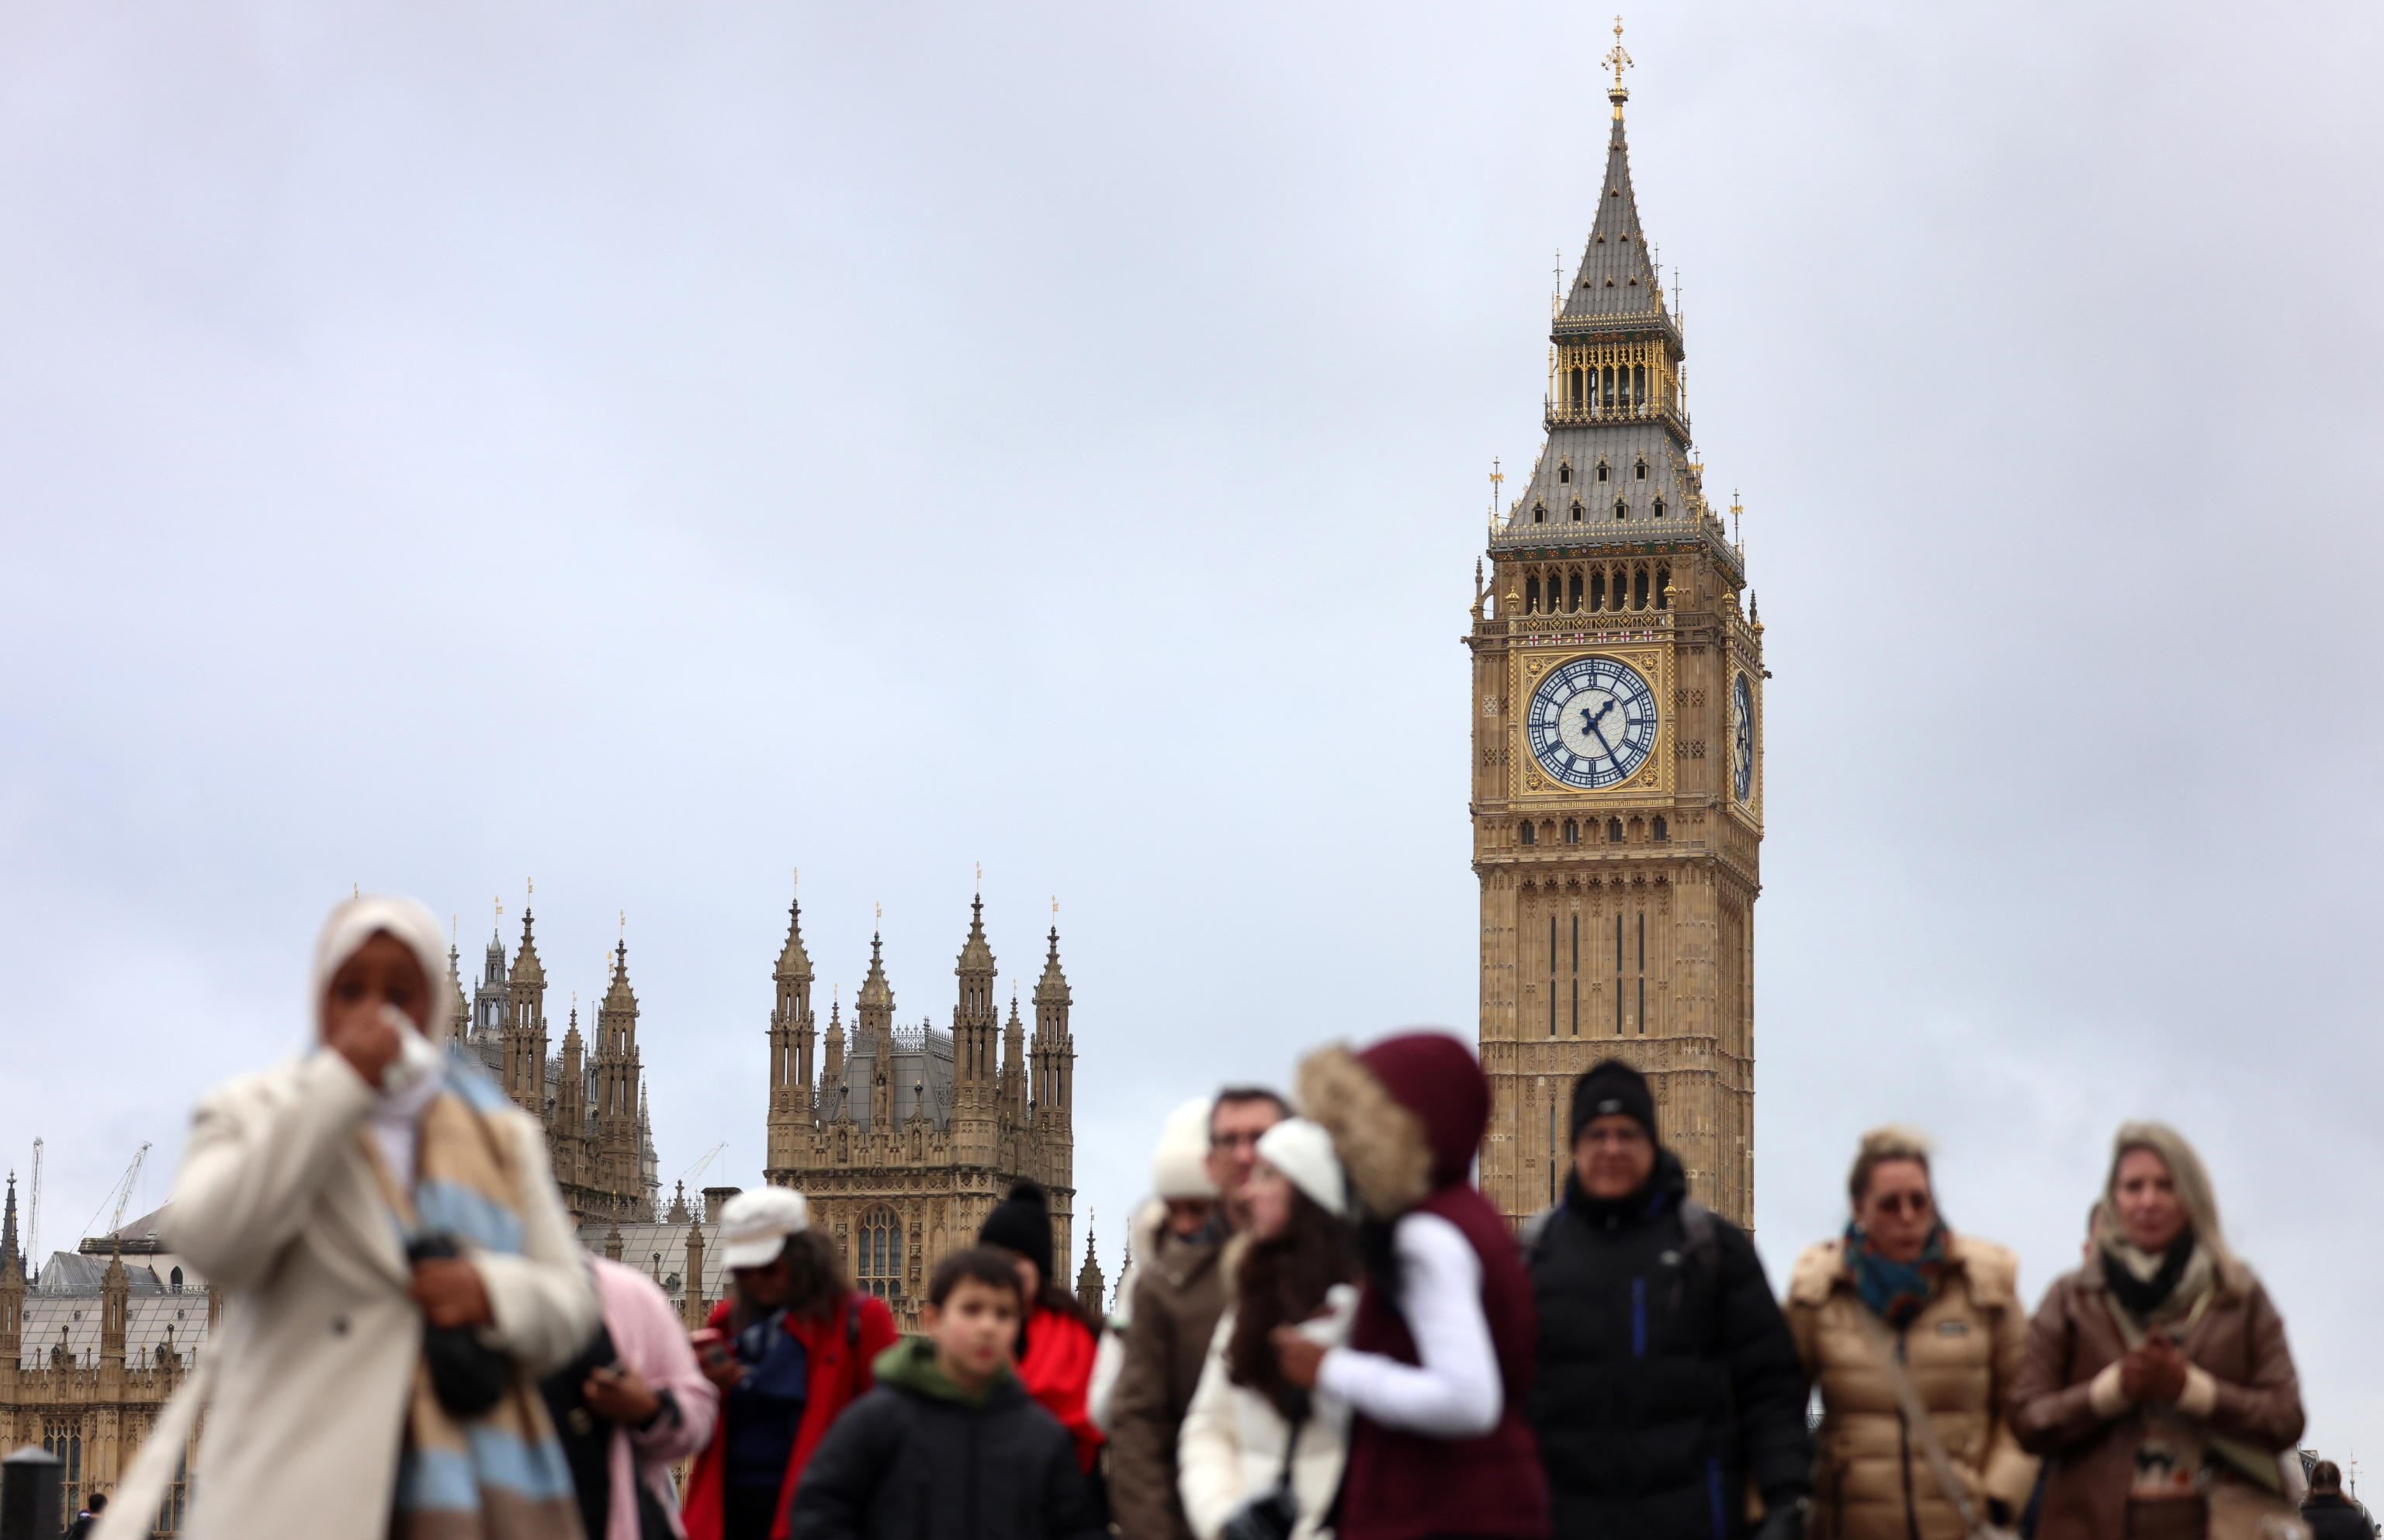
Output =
[
  {"x1": 1525, "y1": 1151, "x2": 1811, "y2": 1540},
  {"x1": 788, "y1": 1340, "x2": 1105, "y2": 1540},
  {"x1": 2302, "y1": 1493, "x2": 2375, "y2": 1540}
]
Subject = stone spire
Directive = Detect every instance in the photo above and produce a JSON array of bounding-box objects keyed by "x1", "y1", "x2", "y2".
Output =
[
  {"x1": 504, "y1": 907, "x2": 549, "y2": 1116},
  {"x1": 99, "y1": 1244, "x2": 129, "y2": 1372},
  {"x1": 1073, "y1": 1216, "x2": 1105, "y2": 1320},
  {"x1": 553, "y1": 1001, "x2": 589, "y2": 1203},
  {"x1": 1002, "y1": 988, "x2": 1028, "y2": 1124},
  {"x1": 593, "y1": 938, "x2": 644, "y2": 1215},
  {"x1": 954, "y1": 893, "x2": 1001, "y2": 1166},
  {"x1": 1031, "y1": 921, "x2": 1075, "y2": 1192},
  {"x1": 445, "y1": 929, "x2": 470, "y2": 1043},
  {"x1": 0, "y1": 1172, "x2": 18, "y2": 1278},
  {"x1": 823, "y1": 991, "x2": 847, "y2": 1113},
  {"x1": 768, "y1": 893, "x2": 819, "y2": 1178},
  {"x1": 856, "y1": 929, "x2": 897, "y2": 1128}
]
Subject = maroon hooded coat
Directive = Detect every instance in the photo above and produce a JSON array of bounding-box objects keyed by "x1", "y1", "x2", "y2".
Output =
[{"x1": 1301, "y1": 1033, "x2": 1549, "y2": 1540}]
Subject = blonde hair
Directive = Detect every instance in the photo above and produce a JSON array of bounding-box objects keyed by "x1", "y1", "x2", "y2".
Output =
[
  {"x1": 2102, "y1": 1120, "x2": 2232, "y2": 1266},
  {"x1": 1847, "y1": 1124, "x2": 1934, "y2": 1207}
]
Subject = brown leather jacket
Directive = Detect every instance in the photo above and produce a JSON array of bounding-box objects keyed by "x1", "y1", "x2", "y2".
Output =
[
  {"x1": 1786, "y1": 1235, "x2": 2038, "y2": 1540},
  {"x1": 2010, "y1": 1260, "x2": 2305, "y2": 1540},
  {"x1": 1106, "y1": 1218, "x2": 1227, "y2": 1540}
]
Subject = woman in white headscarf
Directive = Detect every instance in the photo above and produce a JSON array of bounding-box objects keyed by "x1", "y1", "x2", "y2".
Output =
[{"x1": 100, "y1": 895, "x2": 597, "y2": 1540}]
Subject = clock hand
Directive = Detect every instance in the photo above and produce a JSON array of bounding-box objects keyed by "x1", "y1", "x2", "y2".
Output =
[{"x1": 1584, "y1": 718, "x2": 1618, "y2": 761}]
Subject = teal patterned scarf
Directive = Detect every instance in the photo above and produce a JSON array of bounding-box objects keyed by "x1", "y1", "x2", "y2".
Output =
[{"x1": 1844, "y1": 1220, "x2": 1948, "y2": 1328}]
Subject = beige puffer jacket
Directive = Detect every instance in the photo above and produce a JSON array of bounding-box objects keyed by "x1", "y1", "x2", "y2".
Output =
[{"x1": 1785, "y1": 1234, "x2": 2039, "y2": 1540}]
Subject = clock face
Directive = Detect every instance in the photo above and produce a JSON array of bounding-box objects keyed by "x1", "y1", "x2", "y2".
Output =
[
  {"x1": 1525, "y1": 656, "x2": 1659, "y2": 790},
  {"x1": 1731, "y1": 672, "x2": 1755, "y2": 802}
]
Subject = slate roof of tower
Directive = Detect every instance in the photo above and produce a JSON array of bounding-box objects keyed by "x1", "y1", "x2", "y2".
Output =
[
  {"x1": 1561, "y1": 105, "x2": 1665, "y2": 322},
  {"x1": 830, "y1": 1024, "x2": 957, "y2": 1131},
  {"x1": 19, "y1": 1295, "x2": 206, "y2": 1370}
]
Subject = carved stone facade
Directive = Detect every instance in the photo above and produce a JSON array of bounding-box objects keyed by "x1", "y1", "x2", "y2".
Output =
[
  {"x1": 1471, "y1": 57, "x2": 1765, "y2": 1227},
  {"x1": 760, "y1": 894, "x2": 1078, "y2": 1332},
  {"x1": 0, "y1": 1180, "x2": 207, "y2": 1537},
  {"x1": 452, "y1": 908, "x2": 663, "y2": 1229}
]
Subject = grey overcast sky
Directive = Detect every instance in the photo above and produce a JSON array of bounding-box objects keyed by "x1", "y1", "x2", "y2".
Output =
[{"x1": 7, "y1": 0, "x2": 2384, "y2": 1463}]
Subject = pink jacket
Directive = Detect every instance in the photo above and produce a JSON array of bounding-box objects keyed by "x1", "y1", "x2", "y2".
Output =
[{"x1": 591, "y1": 1256, "x2": 720, "y2": 1540}]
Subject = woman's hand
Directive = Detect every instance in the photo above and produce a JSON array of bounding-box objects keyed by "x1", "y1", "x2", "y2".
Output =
[
  {"x1": 2119, "y1": 1339, "x2": 2188, "y2": 1404},
  {"x1": 1270, "y1": 1326, "x2": 1326, "y2": 1390},
  {"x1": 324, "y1": 998, "x2": 403, "y2": 1088},
  {"x1": 584, "y1": 1364, "x2": 663, "y2": 1427},
  {"x1": 410, "y1": 1257, "x2": 494, "y2": 1329}
]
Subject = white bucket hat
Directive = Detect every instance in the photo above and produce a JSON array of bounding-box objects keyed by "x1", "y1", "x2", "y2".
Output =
[
  {"x1": 1152, "y1": 1098, "x2": 1220, "y2": 1199},
  {"x1": 717, "y1": 1185, "x2": 810, "y2": 1269},
  {"x1": 1256, "y1": 1117, "x2": 1351, "y2": 1220}
]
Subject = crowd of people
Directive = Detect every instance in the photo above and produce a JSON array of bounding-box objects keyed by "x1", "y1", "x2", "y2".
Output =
[{"x1": 84, "y1": 898, "x2": 2358, "y2": 1540}]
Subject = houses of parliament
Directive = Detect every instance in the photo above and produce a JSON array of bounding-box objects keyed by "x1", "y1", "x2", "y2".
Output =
[{"x1": 0, "y1": 889, "x2": 1087, "y2": 1529}]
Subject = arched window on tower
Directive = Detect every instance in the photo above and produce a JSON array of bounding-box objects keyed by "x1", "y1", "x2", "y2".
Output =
[
  {"x1": 1558, "y1": 462, "x2": 1572, "y2": 484},
  {"x1": 169, "y1": 1267, "x2": 182, "y2": 1293},
  {"x1": 1606, "y1": 816, "x2": 1625, "y2": 843},
  {"x1": 1613, "y1": 500, "x2": 1628, "y2": 521},
  {"x1": 1653, "y1": 815, "x2": 1668, "y2": 842},
  {"x1": 1533, "y1": 502, "x2": 1547, "y2": 525},
  {"x1": 1589, "y1": 571, "x2": 1606, "y2": 611},
  {"x1": 1655, "y1": 566, "x2": 1671, "y2": 609},
  {"x1": 1562, "y1": 818, "x2": 1579, "y2": 845},
  {"x1": 1652, "y1": 499, "x2": 1666, "y2": 519},
  {"x1": 1524, "y1": 576, "x2": 1540, "y2": 613},
  {"x1": 1569, "y1": 368, "x2": 1585, "y2": 410},
  {"x1": 1596, "y1": 460, "x2": 1610, "y2": 483},
  {"x1": 1519, "y1": 820, "x2": 1537, "y2": 846},
  {"x1": 1570, "y1": 500, "x2": 1583, "y2": 523},
  {"x1": 1635, "y1": 458, "x2": 1648, "y2": 480},
  {"x1": 1568, "y1": 570, "x2": 1584, "y2": 611},
  {"x1": 1634, "y1": 567, "x2": 1650, "y2": 609},
  {"x1": 858, "y1": 1206, "x2": 904, "y2": 1299}
]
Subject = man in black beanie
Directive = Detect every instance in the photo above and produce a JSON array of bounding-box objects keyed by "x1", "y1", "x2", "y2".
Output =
[{"x1": 1523, "y1": 1058, "x2": 1811, "y2": 1540}]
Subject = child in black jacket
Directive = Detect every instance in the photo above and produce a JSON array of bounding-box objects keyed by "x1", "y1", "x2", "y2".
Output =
[{"x1": 789, "y1": 1248, "x2": 1104, "y2": 1540}]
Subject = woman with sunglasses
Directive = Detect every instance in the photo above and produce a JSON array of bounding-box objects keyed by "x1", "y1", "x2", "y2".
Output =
[{"x1": 1783, "y1": 1126, "x2": 2037, "y2": 1539}]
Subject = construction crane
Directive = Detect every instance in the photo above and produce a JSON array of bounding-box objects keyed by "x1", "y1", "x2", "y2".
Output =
[
  {"x1": 25, "y1": 1137, "x2": 41, "y2": 1270},
  {"x1": 676, "y1": 1142, "x2": 728, "y2": 1192},
  {"x1": 81, "y1": 1142, "x2": 154, "y2": 1247},
  {"x1": 111, "y1": 1143, "x2": 151, "y2": 1234}
]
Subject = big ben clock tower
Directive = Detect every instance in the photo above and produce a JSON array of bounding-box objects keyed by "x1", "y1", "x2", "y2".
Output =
[{"x1": 1471, "y1": 31, "x2": 1765, "y2": 1227}]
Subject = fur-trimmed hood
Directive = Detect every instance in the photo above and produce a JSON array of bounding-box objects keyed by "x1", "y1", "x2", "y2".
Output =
[{"x1": 1296, "y1": 1032, "x2": 1486, "y2": 1218}]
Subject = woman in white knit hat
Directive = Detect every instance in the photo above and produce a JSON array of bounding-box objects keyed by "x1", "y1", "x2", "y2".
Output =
[{"x1": 1177, "y1": 1117, "x2": 1360, "y2": 1540}]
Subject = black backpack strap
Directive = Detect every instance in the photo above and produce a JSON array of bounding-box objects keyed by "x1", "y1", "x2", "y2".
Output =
[{"x1": 1678, "y1": 1199, "x2": 1718, "y2": 1266}]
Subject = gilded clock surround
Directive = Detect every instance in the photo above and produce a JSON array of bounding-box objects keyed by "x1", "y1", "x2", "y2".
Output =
[{"x1": 1469, "y1": 42, "x2": 1767, "y2": 1230}]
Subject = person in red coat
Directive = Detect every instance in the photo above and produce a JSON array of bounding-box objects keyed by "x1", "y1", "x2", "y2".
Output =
[
  {"x1": 683, "y1": 1188, "x2": 900, "y2": 1540},
  {"x1": 981, "y1": 1179, "x2": 1107, "y2": 1477}
]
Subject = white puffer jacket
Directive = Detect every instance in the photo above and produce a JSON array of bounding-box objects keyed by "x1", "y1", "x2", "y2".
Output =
[{"x1": 1176, "y1": 1284, "x2": 1358, "y2": 1540}]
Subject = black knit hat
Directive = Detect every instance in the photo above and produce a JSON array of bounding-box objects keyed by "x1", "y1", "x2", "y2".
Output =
[
  {"x1": 1571, "y1": 1059, "x2": 1657, "y2": 1145},
  {"x1": 978, "y1": 1179, "x2": 1055, "y2": 1282}
]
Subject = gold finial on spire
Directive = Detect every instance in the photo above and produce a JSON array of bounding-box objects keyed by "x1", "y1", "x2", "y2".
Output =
[
  {"x1": 1605, "y1": 15, "x2": 1633, "y2": 116},
  {"x1": 875, "y1": 900, "x2": 882, "y2": 929},
  {"x1": 1051, "y1": 895, "x2": 1059, "y2": 922},
  {"x1": 975, "y1": 861, "x2": 982, "y2": 895},
  {"x1": 494, "y1": 895, "x2": 504, "y2": 931},
  {"x1": 618, "y1": 908, "x2": 626, "y2": 943},
  {"x1": 792, "y1": 865, "x2": 799, "y2": 901},
  {"x1": 1488, "y1": 455, "x2": 1505, "y2": 514},
  {"x1": 1730, "y1": 490, "x2": 1745, "y2": 549}
]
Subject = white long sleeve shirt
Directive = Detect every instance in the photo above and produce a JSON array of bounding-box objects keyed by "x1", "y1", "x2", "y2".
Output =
[{"x1": 1314, "y1": 1211, "x2": 1502, "y2": 1438}]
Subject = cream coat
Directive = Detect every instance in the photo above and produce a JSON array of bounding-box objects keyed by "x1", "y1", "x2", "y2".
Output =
[
  {"x1": 1176, "y1": 1284, "x2": 1357, "y2": 1540},
  {"x1": 96, "y1": 1050, "x2": 597, "y2": 1540},
  {"x1": 1785, "y1": 1235, "x2": 2037, "y2": 1540}
]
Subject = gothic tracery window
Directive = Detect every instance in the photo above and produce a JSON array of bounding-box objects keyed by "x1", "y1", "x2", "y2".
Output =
[{"x1": 857, "y1": 1206, "x2": 905, "y2": 1299}]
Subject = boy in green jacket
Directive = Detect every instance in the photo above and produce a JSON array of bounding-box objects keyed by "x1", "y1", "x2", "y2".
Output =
[{"x1": 789, "y1": 1248, "x2": 1104, "y2": 1540}]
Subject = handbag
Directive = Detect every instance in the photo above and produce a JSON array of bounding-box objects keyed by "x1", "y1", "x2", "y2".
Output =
[
  {"x1": 1221, "y1": 1411, "x2": 1306, "y2": 1540},
  {"x1": 1852, "y1": 1308, "x2": 2019, "y2": 1540}
]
